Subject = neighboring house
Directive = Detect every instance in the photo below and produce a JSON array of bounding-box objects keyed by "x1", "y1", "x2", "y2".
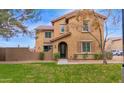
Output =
[
  {"x1": 35, "y1": 10, "x2": 106, "y2": 59},
  {"x1": 105, "y1": 37, "x2": 122, "y2": 52}
]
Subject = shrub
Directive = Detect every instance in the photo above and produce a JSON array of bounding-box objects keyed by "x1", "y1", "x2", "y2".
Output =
[
  {"x1": 93, "y1": 52, "x2": 113, "y2": 60},
  {"x1": 93, "y1": 53, "x2": 103, "y2": 60},
  {"x1": 82, "y1": 53, "x2": 88, "y2": 59},
  {"x1": 53, "y1": 53, "x2": 60, "y2": 60},
  {"x1": 39, "y1": 52, "x2": 44, "y2": 60},
  {"x1": 106, "y1": 51, "x2": 113, "y2": 60}
]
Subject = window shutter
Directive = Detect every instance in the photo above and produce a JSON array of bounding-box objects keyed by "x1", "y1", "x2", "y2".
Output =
[{"x1": 77, "y1": 41, "x2": 81, "y2": 53}]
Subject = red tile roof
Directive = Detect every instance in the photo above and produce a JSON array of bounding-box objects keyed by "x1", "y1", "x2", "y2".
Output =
[
  {"x1": 35, "y1": 25, "x2": 53, "y2": 31},
  {"x1": 50, "y1": 32, "x2": 71, "y2": 42}
]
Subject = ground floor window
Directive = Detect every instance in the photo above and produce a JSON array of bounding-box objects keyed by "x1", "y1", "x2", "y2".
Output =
[
  {"x1": 81, "y1": 42, "x2": 91, "y2": 52},
  {"x1": 43, "y1": 45, "x2": 52, "y2": 52}
]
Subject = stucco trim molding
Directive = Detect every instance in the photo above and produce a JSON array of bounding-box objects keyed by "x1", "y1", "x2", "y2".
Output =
[{"x1": 79, "y1": 40, "x2": 93, "y2": 42}]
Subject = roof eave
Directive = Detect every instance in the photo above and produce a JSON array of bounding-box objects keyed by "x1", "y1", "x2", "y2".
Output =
[
  {"x1": 50, "y1": 32, "x2": 71, "y2": 42},
  {"x1": 51, "y1": 10, "x2": 107, "y2": 24}
]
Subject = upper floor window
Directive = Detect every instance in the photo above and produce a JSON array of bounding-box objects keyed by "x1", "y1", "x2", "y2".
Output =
[
  {"x1": 83, "y1": 20, "x2": 90, "y2": 32},
  {"x1": 60, "y1": 24, "x2": 65, "y2": 33},
  {"x1": 81, "y1": 42, "x2": 91, "y2": 52},
  {"x1": 45, "y1": 31, "x2": 52, "y2": 38}
]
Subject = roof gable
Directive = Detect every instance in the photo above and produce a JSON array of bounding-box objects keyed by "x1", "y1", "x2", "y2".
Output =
[{"x1": 51, "y1": 10, "x2": 107, "y2": 24}]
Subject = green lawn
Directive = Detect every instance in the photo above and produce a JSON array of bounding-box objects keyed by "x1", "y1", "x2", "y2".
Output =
[{"x1": 0, "y1": 62, "x2": 121, "y2": 83}]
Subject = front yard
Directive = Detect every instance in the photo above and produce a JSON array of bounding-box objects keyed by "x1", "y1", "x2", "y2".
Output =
[{"x1": 0, "y1": 62, "x2": 121, "y2": 83}]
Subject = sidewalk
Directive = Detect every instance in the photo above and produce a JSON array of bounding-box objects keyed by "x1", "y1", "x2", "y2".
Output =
[
  {"x1": 57, "y1": 58, "x2": 123, "y2": 64},
  {"x1": 0, "y1": 59, "x2": 123, "y2": 64},
  {"x1": 0, "y1": 60, "x2": 55, "y2": 64},
  {"x1": 68, "y1": 60, "x2": 123, "y2": 64}
]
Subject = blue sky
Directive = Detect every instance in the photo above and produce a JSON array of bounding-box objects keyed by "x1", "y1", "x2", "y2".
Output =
[{"x1": 0, "y1": 9, "x2": 122, "y2": 48}]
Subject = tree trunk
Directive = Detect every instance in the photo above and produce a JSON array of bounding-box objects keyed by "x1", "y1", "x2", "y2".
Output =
[{"x1": 102, "y1": 50, "x2": 107, "y2": 64}]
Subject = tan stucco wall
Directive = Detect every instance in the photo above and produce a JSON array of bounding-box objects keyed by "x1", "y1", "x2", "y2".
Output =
[
  {"x1": 35, "y1": 30, "x2": 53, "y2": 52},
  {"x1": 52, "y1": 16, "x2": 104, "y2": 59},
  {"x1": 35, "y1": 31, "x2": 43, "y2": 52},
  {"x1": 53, "y1": 18, "x2": 68, "y2": 37}
]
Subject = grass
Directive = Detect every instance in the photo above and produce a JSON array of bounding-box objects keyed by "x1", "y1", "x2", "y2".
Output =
[{"x1": 0, "y1": 62, "x2": 121, "y2": 83}]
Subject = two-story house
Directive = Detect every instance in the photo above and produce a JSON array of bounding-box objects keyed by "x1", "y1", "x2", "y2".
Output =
[{"x1": 35, "y1": 10, "x2": 106, "y2": 60}]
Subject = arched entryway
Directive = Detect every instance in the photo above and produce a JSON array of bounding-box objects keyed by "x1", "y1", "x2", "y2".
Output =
[{"x1": 58, "y1": 42, "x2": 68, "y2": 58}]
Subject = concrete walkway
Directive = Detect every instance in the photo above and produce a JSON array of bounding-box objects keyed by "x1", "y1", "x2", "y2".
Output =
[{"x1": 58, "y1": 59, "x2": 68, "y2": 64}]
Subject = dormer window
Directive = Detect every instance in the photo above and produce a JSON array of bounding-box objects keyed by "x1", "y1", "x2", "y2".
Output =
[
  {"x1": 60, "y1": 24, "x2": 65, "y2": 33},
  {"x1": 83, "y1": 20, "x2": 90, "y2": 32}
]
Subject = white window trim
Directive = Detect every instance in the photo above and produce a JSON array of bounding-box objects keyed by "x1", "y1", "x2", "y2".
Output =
[
  {"x1": 81, "y1": 41, "x2": 92, "y2": 53},
  {"x1": 82, "y1": 20, "x2": 90, "y2": 32}
]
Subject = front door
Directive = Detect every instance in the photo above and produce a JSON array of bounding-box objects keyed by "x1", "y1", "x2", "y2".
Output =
[{"x1": 59, "y1": 42, "x2": 67, "y2": 58}]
